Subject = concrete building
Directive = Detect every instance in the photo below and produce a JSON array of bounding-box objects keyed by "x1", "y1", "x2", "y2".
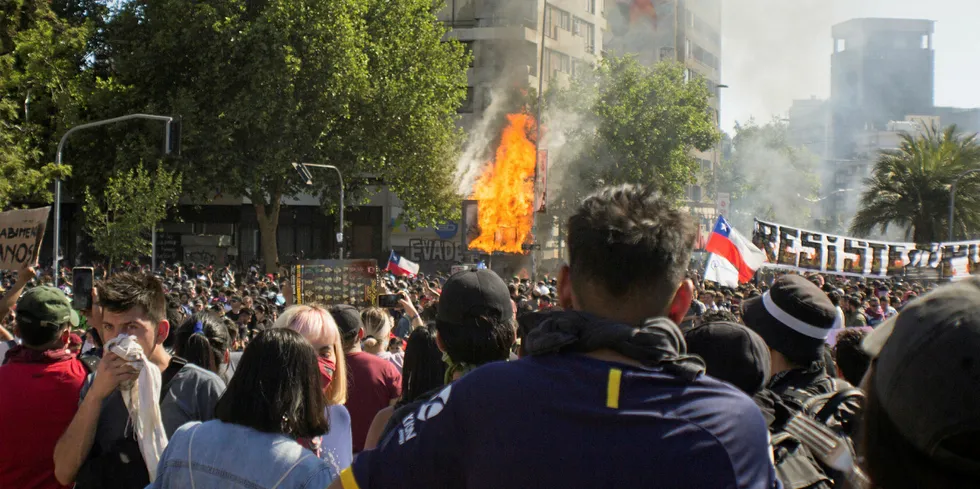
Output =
[
  {"x1": 787, "y1": 97, "x2": 830, "y2": 160},
  {"x1": 603, "y1": 0, "x2": 723, "y2": 228},
  {"x1": 438, "y1": 0, "x2": 604, "y2": 130},
  {"x1": 827, "y1": 18, "x2": 935, "y2": 220}
]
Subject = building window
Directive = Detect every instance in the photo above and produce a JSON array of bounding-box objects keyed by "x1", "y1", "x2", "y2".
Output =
[
  {"x1": 836, "y1": 38, "x2": 846, "y2": 52},
  {"x1": 560, "y1": 10, "x2": 571, "y2": 31},
  {"x1": 921, "y1": 34, "x2": 929, "y2": 49},
  {"x1": 481, "y1": 87, "x2": 492, "y2": 110},
  {"x1": 586, "y1": 0, "x2": 595, "y2": 14}
]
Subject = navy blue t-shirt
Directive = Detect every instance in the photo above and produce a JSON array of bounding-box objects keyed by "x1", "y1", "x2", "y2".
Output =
[{"x1": 341, "y1": 354, "x2": 780, "y2": 489}]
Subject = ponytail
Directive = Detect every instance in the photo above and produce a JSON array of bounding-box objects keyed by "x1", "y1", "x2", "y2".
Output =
[{"x1": 175, "y1": 313, "x2": 230, "y2": 374}]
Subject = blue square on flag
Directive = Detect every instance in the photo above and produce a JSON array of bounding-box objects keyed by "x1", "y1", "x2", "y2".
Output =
[{"x1": 713, "y1": 216, "x2": 732, "y2": 238}]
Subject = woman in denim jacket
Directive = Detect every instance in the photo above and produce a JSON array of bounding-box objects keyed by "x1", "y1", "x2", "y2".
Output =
[{"x1": 148, "y1": 329, "x2": 338, "y2": 488}]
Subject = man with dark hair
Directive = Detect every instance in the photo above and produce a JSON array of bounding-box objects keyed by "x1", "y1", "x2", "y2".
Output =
[
  {"x1": 54, "y1": 272, "x2": 225, "y2": 489},
  {"x1": 832, "y1": 327, "x2": 872, "y2": 385},
  {"x1": 377, "y1": 269, "x2": 517, "y2": 441},
  {"x1": 332, "y1": 185, "x2": 778, "y2": 489},
  {"x1": 334, "y1": 304, "x2": 401, "y2": 453},
  {"x1": 842, "y1": 295, "x2": 867, "y2": 327},
  {"x1": 0, "y1": 283, "x2": 88, "y2": 489}
]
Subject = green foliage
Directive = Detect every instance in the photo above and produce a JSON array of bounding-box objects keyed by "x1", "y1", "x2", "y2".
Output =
[
  {"x1": 716, "y1": 119, "x2": 820, "y2": 231},
  {"x1": 0, "y1": 0, "x2": 89, "y2": 208},
  {"x1": 850, "y1": 125, "x2": 980, "y2": 243},
  {"x1": 549, "y1": 56, "x2": 720, "y2": 209},
  {"x1": 83, "y1": 163, "x2": 181, "y2": 268},
  {"x1": 68, "y1": 0, "x2": 468, "y2": 268}
]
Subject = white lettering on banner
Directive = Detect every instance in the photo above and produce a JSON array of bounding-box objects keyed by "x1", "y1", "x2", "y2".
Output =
[
  {"x1": 752, "y1": 218, "x2": 980, "y2": 280},
  {"x1": 408, "y1": 239, "x2": 459, "y2": 263},
  {"x1": 0, "y1": 207, "x2": 50, "y2": 270}
]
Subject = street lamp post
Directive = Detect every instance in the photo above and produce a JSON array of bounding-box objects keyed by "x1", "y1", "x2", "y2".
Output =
[
  {"x1": 52, "y1": 114, "x2": 175, "y2": 286},
  {"x1": 948, "y1": 169, "x2": 980, "y2": 242},
  {"x1": 292, "y1": 163, "x2": 345, "y2": 259}
]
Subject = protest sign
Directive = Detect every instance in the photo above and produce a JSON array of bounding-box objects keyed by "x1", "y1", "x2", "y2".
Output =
[
  {"x1": 0, "y1": 207, "x2": 50, "y2": 270},
  {"x1": 753, "y1": 218, "x2": 980, "y2": 280},
  {"x1": 293, "y1": 259, "x2": 379, "y2": 308}
]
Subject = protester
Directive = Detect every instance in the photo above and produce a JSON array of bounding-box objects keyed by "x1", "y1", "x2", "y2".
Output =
[
  {"x1": 331, "y1": 185, "x2": 778, "y2": 489},
  {"x1": 832, "y1": 327, "x2": 872, "y2": 386},
  {"x1": 173, "y1": 313, "x2": 231, "y2": 374},
  {"x1": 857, "y1": 277, "x2": 980, "y2": 488},
  {"x1": 360, "y1": 307, "x2": 400, "y2": 369},
  {"x1": 274, "y1": 304, "x2": 352, "y2": 471},
  {"x1": 363, "y1": 323, "x2": 446, "y2": 450},
  {"x1": 333, "y1": 304, "x2": 401, "y2": 453},
  {"x1": 0, "y1": 285, "x2": 87, "y2": 489},
  {"x1": 683, "y1": 320, "x2": 771, "y2": 396},
  {"x1": 742, "y1": 275, "x2": 849, "y2": 403},
  {"x1": 372, "y1": 269, "x2": 519, "y2": 446},
  {"x1": 53, "y1": 272, "x2": 226, "y2": 489},
  {"x1": 842, "y1": 295, "x2": 867, "y2": 327},
  {"x1": 148, "y1": 329, "x2": 339, "y2": 488}
]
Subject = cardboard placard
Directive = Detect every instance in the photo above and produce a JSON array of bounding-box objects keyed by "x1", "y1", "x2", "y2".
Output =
[{"x1": 0, "y1": 207, "x2": 50, "y2": 270}]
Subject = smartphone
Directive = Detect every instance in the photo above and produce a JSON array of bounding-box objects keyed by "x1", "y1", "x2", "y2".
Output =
[
  {"x1": 377, "y1": 294, "x2": 401, "y2": 308},
  {"x1": 73, "y1": 267, "x2": 95, "y2": 311}
]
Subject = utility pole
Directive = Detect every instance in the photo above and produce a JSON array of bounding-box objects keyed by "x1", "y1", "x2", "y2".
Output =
[
  {"x1": 293, "y1": 163, "x2": 345, "y2": 259},
  {"x1": 52, "y1": 114, "x2": 175, "y2": 286}
]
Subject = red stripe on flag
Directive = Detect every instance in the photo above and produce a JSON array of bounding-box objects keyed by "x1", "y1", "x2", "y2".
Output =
[{"x1": 705, "y1": 234, "x2": 756, "y2": 283}]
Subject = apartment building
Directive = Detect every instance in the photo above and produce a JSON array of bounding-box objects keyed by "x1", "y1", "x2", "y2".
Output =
[{"x1": 437, "y1": 0, "x2": 604, "y2": 130}]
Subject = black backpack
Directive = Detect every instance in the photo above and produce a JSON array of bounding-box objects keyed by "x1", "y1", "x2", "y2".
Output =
[{"x1": 771, "y1": 385, "x2": 866, "y2": 489}]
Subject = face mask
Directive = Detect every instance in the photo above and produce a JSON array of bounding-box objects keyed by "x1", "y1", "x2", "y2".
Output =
[
  {"x1": 318, "y1": 357, "x2": 336, "y2": 391},
  {"x1": 82, "y1": 341, "x2": 96, "y2": 353}
]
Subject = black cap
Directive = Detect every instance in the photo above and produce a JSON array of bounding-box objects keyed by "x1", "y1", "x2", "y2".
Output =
[
  {"x1": 437, "y1": 269, "x2": 512, "y2": 326},
  {"x1": 742, "y1": 275, "x2": 837, "y2": 364},
  {"x1": 863, "y1": 277, "x2": 980, "y2": 473},
  {"x1": 684, "y1": 321, "x2": 771, "y2": 395},
  {"x1": 330, "y1": 304, "x2": 363, "y2": 339}
]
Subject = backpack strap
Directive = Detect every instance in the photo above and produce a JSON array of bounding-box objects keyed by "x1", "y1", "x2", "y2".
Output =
[
  {"x1": 160, "y1": 356, "x2": 188, "y2": 403},
  {"x1": 814, "y1": 388, "x2": 865, "y2": 425},
  {"x1": 78, "y1": 354, "x2": 101, "y2": 374}
]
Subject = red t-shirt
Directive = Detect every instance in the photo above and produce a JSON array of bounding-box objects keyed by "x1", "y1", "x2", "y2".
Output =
[
  {"x1": 344, "y1": 351, "x2": 402, "y2": 452},
  {"x1": 0, "y1": 354, "x2": 87, "y2": 489}
]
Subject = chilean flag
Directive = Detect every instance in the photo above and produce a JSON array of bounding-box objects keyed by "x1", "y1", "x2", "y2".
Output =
[
  {"x1": 704, "y1": 216, "x2": 767, "y2": 284},
  {"x1": 386, "y1": 251, "x2": 420, "y2": 278}
]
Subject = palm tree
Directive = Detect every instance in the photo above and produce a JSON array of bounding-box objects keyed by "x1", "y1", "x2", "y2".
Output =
[{"x1": 850, "y1": 125, "x2": 980, "y2": 243}]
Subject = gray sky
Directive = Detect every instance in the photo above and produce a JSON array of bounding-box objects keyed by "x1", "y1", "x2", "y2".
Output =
[{"x1": 720, "y1": 0, "x2": 980, "y2": 133}]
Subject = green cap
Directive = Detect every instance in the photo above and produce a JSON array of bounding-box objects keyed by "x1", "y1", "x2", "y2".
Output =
[{"x1": 16, "y1": 286, "x2": 80, "y2": 328}]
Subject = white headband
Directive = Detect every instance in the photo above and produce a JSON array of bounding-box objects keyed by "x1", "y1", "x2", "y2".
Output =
[{"x1": 762, "y1": 291, "x2": 832, "y2": 340}]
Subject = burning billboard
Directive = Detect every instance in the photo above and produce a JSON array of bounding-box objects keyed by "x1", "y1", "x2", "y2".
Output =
[{"x1": 464, "y1": 113, "x2": 537, "y2": 254}]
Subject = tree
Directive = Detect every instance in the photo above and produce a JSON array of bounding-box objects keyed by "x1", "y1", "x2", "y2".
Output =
[
  {"x1": 850, "y1": 125, "x2": 980, "y2": 243},
  {"x1": 83, "y1": 163, "x2": 181, "y2": 270},
  {"x1": 715, "y1": 119, "x2": 820, "y2": 231},
  {"x1": 548, "y1": 56, "x2": 720, "y2": 210},
  {"x1": 75, "y1": 0, "x2": 468, "y2": 272},
  {"x1": 0, "y1": 0, "x2": 91, "y2": 208}
]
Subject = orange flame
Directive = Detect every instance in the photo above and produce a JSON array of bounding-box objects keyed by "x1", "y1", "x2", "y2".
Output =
[{"x1": 468, "y1": 113, "x2": 537, "y2": 254}]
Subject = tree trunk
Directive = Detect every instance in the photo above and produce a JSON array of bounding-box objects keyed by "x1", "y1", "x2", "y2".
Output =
[{"x1": 254, "y1": 195, "x2": 282, "y2": 275}]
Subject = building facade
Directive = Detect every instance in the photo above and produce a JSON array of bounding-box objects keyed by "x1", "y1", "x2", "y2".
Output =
[{"x1": 827, "y1": 18, "x2": 935, "y2": 218}]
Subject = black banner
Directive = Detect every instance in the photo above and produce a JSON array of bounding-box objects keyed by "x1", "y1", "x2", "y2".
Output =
[{"x1": 752, "y1": 219, "x2": 980, "y2": 280}]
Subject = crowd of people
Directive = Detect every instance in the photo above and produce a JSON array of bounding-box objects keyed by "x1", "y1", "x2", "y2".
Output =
[{"x1": 0, "y1": 184, "x2": 978, "y2": 489}]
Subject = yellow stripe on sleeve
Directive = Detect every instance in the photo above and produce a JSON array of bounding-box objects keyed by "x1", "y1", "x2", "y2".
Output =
[
  {"x1": 340, "y1": 467, "x2": 361, "y2": 489},
  {"x1": 606, "y1": 368, "x2": 622, "y2": 409}
]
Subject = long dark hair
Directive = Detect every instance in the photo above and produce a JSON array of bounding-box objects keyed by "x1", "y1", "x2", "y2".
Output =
[
  {"x1": 174, "y1": 313, "x2": 230, "y2": 374},
  {"x1": 400, "y1": 323, "x2": 445, "y2": 404},
  {"x1": 215, "y1": 329, "x2": 329, "y2": 439}
]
